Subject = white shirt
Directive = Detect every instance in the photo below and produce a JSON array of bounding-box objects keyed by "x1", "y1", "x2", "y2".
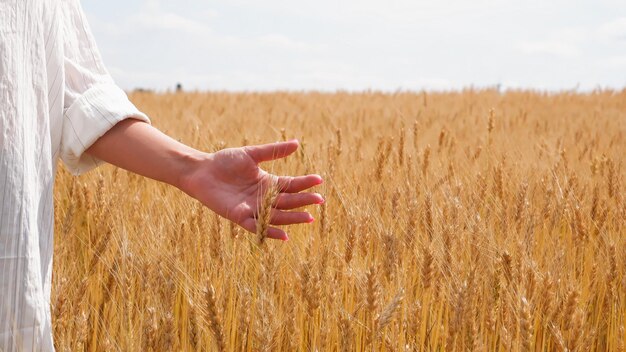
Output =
[{"x1": 0, "y1": 0, "x2": 149, "y2": 350}]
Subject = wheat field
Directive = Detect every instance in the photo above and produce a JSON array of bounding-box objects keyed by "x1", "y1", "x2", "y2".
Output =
[{"x1": 51, "y1": 89, "x2": 625, "y2": 351}]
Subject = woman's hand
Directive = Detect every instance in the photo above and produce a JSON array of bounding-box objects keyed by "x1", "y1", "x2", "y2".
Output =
[
  {"x1": 87, "y1": 120, "x2": 322, "y2": 241},
  {"x1": 179, "y1": 140, "x2": 324, "y2": 241}
]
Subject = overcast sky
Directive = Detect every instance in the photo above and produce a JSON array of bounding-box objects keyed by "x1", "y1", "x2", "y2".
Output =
[{"x1": 82, "y1": 0, "x2": 626, "y2": 92}]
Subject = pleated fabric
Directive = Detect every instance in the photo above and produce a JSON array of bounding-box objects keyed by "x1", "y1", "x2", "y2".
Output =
[{"x1": 0, "y1": 0, "x2": 149, "y2": 350}]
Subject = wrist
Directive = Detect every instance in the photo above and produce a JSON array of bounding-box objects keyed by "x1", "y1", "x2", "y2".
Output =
[{"x1": 175, "y1": 150, "x2": 212, "y2": 193}]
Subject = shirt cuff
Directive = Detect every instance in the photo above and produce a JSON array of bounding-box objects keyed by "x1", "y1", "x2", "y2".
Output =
[{"x1": 61, "y1": 83, "x2": 151, "y2": 175}]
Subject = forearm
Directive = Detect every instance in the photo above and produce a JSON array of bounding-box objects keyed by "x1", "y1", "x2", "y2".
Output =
[{"x1": 85, "y1": 119, "x2": 203, "y2": 188}]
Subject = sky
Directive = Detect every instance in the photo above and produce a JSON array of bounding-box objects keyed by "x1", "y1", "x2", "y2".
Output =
[{"x1": 82, "y1": 0, "x2": 626, "y2": 92}]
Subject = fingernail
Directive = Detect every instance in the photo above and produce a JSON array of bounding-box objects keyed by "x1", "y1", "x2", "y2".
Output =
[
  {"x1": 308, "y1": 216, "x2": 315, "y2": 223},
  {"x1": 317, "y1": 198, "x2": 325, "y2": 204}
]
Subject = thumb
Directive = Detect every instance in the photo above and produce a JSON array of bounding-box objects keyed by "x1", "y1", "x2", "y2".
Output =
[{"x1": 244, "y1": 139, "x2": 299, "y2": 163}]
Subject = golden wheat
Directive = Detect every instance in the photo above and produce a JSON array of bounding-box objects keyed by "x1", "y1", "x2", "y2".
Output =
[{"x1": 51, "y1": 89, "x2": 625, "y2": 351}]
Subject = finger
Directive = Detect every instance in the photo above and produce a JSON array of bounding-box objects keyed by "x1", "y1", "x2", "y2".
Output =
[
  {"x1": 270, "y1": 209, "x2": 314, "y2": 226},
  {"x1": 274, "y1": 192, "x2": 325, "y2": 210},
  {"x1": 277, "y1": 174, "x2": 323, "y2": 193},
  {"x1": 239, "y1": 218, "x2": 289, "y2": 241},
  {"x1": 267, "y1": 227, "x2": 289, "y2": 241},
  {"x1": 244, "y1": 139, "x2": 299, "y2": 164}
]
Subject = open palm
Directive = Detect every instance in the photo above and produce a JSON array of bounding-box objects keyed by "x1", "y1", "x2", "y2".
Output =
[{"x1": 180, "y1": 140, "x2": 324, "y2": 240}]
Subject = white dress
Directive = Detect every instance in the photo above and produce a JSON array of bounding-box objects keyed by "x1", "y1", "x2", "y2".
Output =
[{"x1": 0, "y1": 0, "x2": 149, "y2": 350}]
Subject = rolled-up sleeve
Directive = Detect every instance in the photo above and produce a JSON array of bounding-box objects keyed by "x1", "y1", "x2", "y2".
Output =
[{"x1": 60, "y1": 0, "x2": 150, "y2": 175}]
